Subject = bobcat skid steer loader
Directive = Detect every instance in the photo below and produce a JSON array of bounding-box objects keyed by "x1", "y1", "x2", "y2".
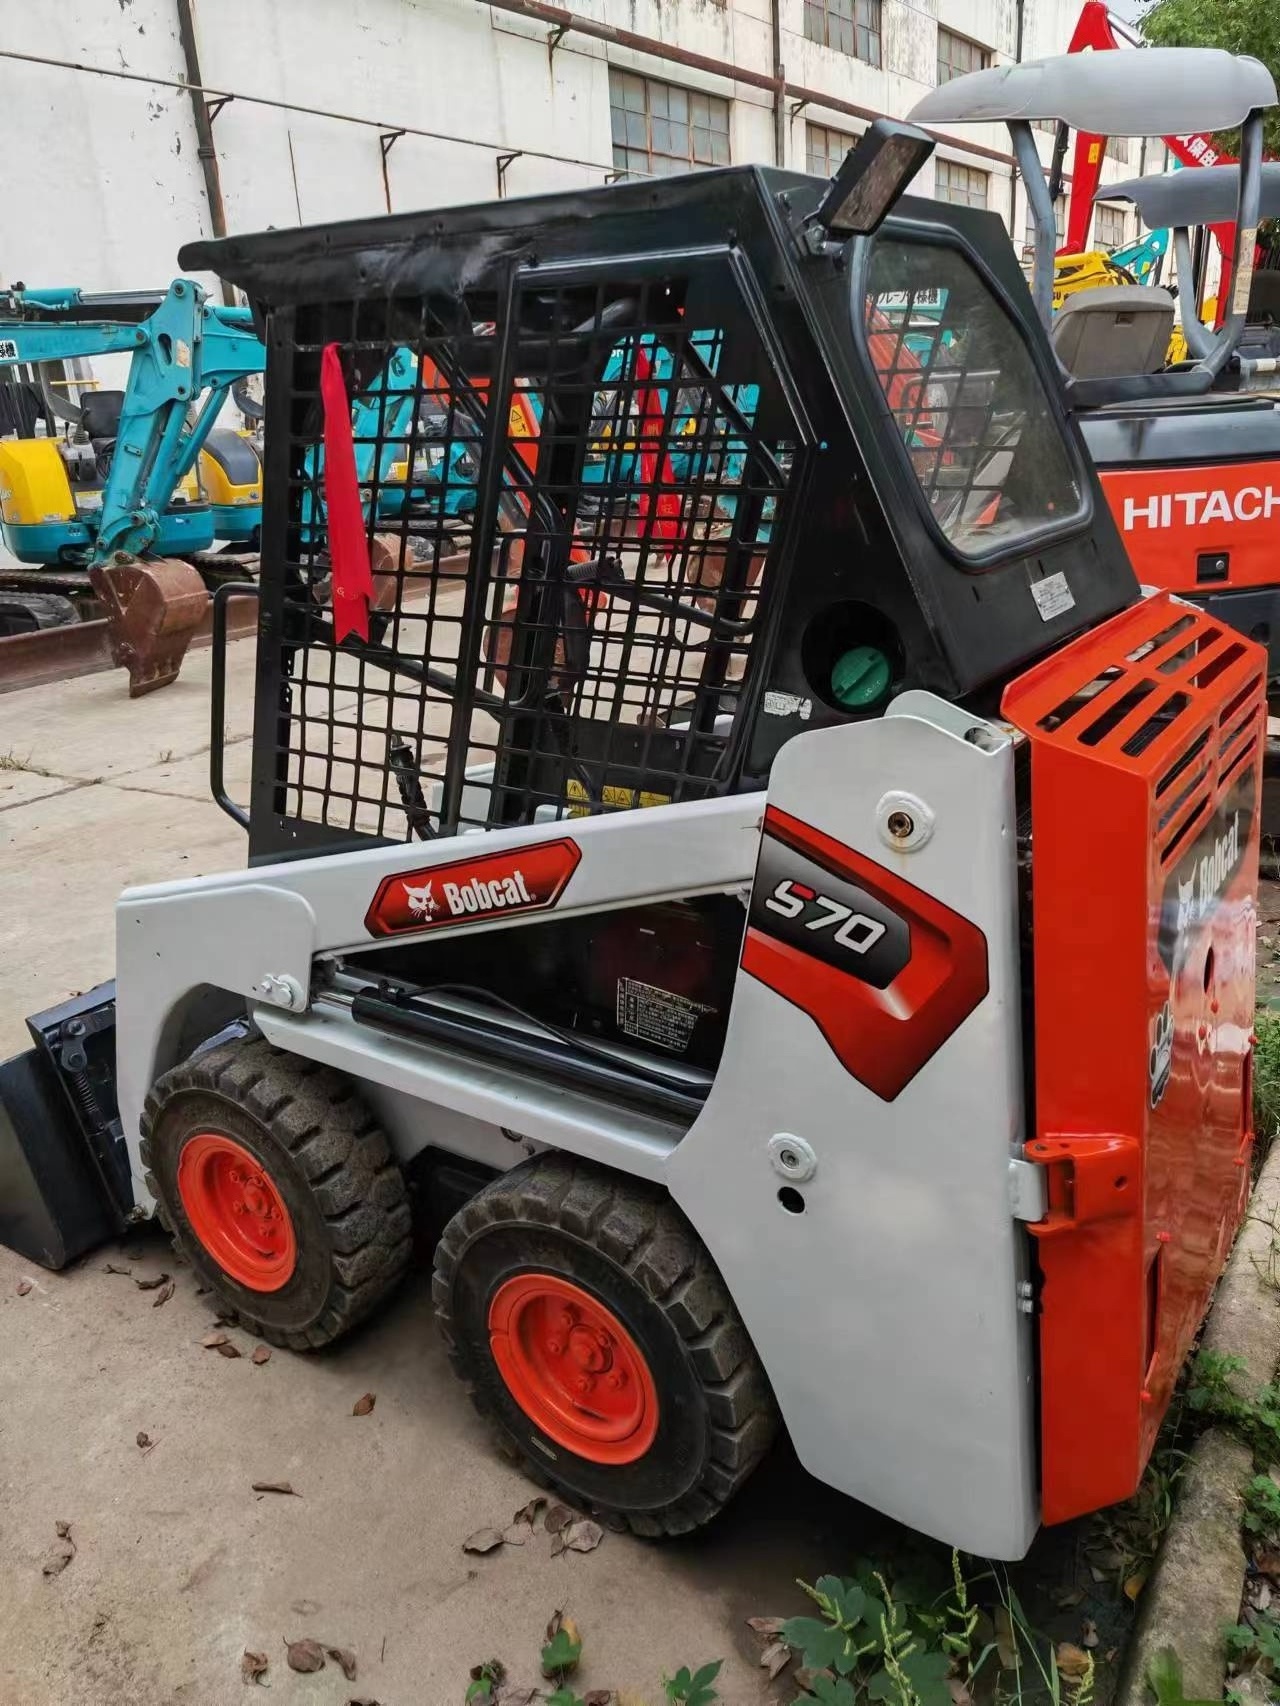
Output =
[{"x1": 0, "y1": 125, "x2": 1265, "y2": 1560}]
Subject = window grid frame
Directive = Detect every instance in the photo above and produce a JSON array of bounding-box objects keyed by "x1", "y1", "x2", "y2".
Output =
[
  {"x1": 609, "y1": 69, "x2": 732, "y2": 180},
  {"x1": 936, "y1": 26, "x2": 992, "y2": 87},
  {"x1": 803, "y1": 0, "x2": 883, "y2": 67}
]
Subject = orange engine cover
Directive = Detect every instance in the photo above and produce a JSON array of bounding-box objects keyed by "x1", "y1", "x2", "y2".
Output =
[
  {"x1": 1003, "y1": 593, "x2": 1264, "y2": 1525},
  {"x1": 1099, "y1": 460, "x2": 1280, "y2": 595}
]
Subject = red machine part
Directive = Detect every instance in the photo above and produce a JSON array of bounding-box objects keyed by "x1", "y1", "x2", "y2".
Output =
[
  {"x1": 176, "y1": 1132, "x2": 299, "y2": 1292},
  {"x1": 365, "y1": 837, "x2": 582, "y2": 937},
  {"x1": 487, "y1": 1273, "x2": 660, "y2": 1463},
  {"x1": 1061, "y1": 1, "x2": 1237, "y2": 292},
  {"x1": 1099, "y1": 460, "x2": 1280, "y2": 594},
  {"x1": 1002, "y1": 592, "x2": 1264, "y2": 1523},
  {"x1": 740, "y1": 806, "x2": 989, "y2": 1102}
]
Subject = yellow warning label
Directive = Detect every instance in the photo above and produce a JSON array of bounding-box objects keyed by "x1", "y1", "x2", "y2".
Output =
[{"x1": 565, "y1": 780, "x2": 671, "y2": 818}]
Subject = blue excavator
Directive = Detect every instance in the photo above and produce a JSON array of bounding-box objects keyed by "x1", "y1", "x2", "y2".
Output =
[{"x1": 0, "y1": 281, "x2": 264, "y2": 688}]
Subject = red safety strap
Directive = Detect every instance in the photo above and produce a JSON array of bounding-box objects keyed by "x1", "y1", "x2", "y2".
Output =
[
  {"x1": 634, "y1": 343, "x2": 682, "y2": 546},
  {"x1": 320, "y1": 343, "x2": 373, "y2": 644}
]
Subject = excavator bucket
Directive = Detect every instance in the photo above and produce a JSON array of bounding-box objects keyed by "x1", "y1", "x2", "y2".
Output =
[{"x1": 89, "y1": 556, "x2": 210, "y2": 696}]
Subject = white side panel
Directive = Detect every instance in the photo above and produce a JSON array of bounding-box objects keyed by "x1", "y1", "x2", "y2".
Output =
[{"x1": 666, "y1": 701, "x2": 1039, "y2": 1557}]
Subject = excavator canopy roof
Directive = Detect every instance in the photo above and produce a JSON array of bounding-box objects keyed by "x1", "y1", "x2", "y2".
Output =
[
  {"x1": 909, "y1": 48, "x2": 1275, "y2": 138},
  {"x1": 1098, "y1": 163, "x2": 1280, "y2": 228}
]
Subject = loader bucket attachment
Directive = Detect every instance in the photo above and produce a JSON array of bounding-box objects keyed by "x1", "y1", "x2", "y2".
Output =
[
  {"x1": 0, "y1": 984, "x2": 130, "y2": 1269},
  {"x1": 89, "y1": 555, "x2": 209, "y2": 695}
]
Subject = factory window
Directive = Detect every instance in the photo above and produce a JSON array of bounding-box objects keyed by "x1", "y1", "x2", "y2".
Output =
[
  {"x1": 806, "y1": 122, "x2": 859, "y2": 180},
  {"x1": 1023, "y1": 194, "x2": 1066, "y2": 253},
  {"x1": 935, "y1": 159, "x2": 990, "y2": 211},
  {"x1": 804, "y1": 0, "x2": 882, "y2": 67},
  {"x1": 937, "y1": 27, "x2": 991, "y2": 86},
  {"x1": 1105, "y1": 135, "x2": 1130, "y2": 162},
  {"x1": 1095, "y1": 202, "x2": 1128, "y2": 249},
  {"x1": 609, "y1": 71, "x2": 731, "y2": 178}
]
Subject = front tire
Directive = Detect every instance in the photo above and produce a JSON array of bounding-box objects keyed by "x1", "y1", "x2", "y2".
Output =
[
  {"x1": 141, "y1": 1038, "x2": 411, "y2": 1349},
  {"x1": 433, "y1": 1154, "x2": 778, "y2": 1535}
]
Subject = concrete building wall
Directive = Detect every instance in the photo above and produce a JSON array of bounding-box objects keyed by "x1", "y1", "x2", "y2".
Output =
[{"x1": 0, "y1": 0, "x2": 1153, "y2": 299}]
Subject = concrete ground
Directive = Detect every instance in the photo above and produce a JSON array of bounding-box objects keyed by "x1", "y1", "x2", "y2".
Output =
[{"x1": 0, "y1": 644, "x2": 1108, "y2": 1706}]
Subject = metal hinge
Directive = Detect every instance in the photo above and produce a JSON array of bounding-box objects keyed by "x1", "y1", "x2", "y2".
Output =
[{"x1": 1008, "y1": 1158, "x2": 1048, "y2": 1223}]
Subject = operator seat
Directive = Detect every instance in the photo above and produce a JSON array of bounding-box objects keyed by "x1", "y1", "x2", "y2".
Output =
[
  {"x1": 1052, "y1": 287, "x2": 1176, "y2": 379},
  {"x1": 80, "y1": 389, "x2": 126, "y2": 442}
]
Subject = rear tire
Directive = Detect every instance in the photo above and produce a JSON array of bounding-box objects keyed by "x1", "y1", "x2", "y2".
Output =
[
  {"x1": 140, "y1": 1037, "x2": 411, "y2": 1348},
  {"x1": 433, "y1": 1153, "x2": 778, "y2": 1536}
]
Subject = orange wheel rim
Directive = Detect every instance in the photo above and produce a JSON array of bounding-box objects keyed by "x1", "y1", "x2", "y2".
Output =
[
  {"x1": 487, "y1": 1274, "x2": 659, "y2": 1464},
  {"x1": 176, "y1": 1133, "x2": 297, "y2": 1293}
]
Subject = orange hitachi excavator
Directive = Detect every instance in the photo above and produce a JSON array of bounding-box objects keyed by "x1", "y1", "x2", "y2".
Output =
[{"x1": 912, "y1": 47, "x2": 1280, "y2": 696}]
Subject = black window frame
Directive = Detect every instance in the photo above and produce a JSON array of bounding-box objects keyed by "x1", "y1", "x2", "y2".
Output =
[{"x1": 851, "y1": 218, "x2": 1094, "y2": 573}]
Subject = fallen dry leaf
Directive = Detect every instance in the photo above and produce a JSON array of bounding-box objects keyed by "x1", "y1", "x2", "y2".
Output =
[
  {"x1": 327, "y1": 1646, "x2": 358, "y2": 1681},
  {"x1": 285, "y1": 1636, "x2": 326, "y2": 1673},
  {"x1": 513, "y1": 1495, "x2": 546, "y2": 1526},
  {"x1": 1081, "y1": 1618, "x2": 1099, "y2": 1650},
  {"x1": 1056, "y1": 1643, "x2": 1092, "y2": 1682},
  {"x1": 760, "y1": 1640, "x2": 791, "y2": 1680},
  {"x1": 202, "y1": 1332, "x2": 229, "y2": 1349},
  {"x1": 136, "y1": 1432, "x2": 153, "y2": 1450},
  {"x1": 352, "y1": 1392, "x2": 376, "y2": 1417},
  {"x1": 747, "y1": 1616, "x2": 786, "y2": 1639},
  {"x1": 1255, "y1": 1547, "x2": 1280, "y2": 1579},
  {"x1": 151, "y1": 1281, "x2": 175, "y2": 1308},
  {"x1": 216, "y1": 1341, "x2": 242, "y2": 1360},
  {"x1": 134, "y1": 1272, "x2": 171, "y2": 1291},
  {"x1": 16, "y1": 1279, "x2": 32, "y2": 1296},
  {"x1": 544, "y1": 1502, "x2": 576, "y2": 1535},
  {"x1": 552, "y1": 1517, "x2": 604, "y2": 1557},
  {"x1": 584, "y1": 1692, "x2": 613, "y2": 1705},
  {"x1": 502, "y1": 1522, "x2": 531, "y2": 1546},
  {"x1": 994, "y1": 1607, "x2": 1017, "y2": 1670},
  {"x1": 42, "y1": 1522, "x2": 76, "y2": 1576},
  {"x1": 251, "y1": 1346, "x2": 271, "y2": 1366},
  {"x1": 1123, "y1": 1570, "x2": 1148, "y2": 1602},
  {"x1": 241, "y1": 1649, "x2": 269, "y2": 1685},
  {"x1": 103, "y1": 1263, "x2": 132, "y2": 1276},
  {"x1": 496, "y1": 1690, "x2": 538, "y2": 1706},
  {"x1": 251, "y1": 1482, "x2": 297, "y2": 1497},
  {"x1": 463, "y1": 1527, "x2": 506, "y2": 1555}
]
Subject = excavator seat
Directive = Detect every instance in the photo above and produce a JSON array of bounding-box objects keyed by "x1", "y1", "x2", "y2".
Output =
[
  {"x1": 80, "y1": 388, "x2": 126, "y2": 442},
  {"x1": 1052, "y1": 286, "x2": 1175, "y2": 379},
  {"x1": 1248, "y1": 270, "x2": 1280, "y2": 326}
]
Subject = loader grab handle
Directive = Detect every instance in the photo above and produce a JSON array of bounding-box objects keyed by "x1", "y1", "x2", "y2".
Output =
[{"x1": 210, "y1": 580, "x2": 258, "y2": 829}]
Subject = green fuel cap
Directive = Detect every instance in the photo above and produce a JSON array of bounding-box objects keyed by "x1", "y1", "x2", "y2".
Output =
[{"x1": 830, "y1": 644, "x2": 891, "y2": 709}]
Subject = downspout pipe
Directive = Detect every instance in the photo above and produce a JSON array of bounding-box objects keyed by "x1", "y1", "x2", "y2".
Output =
[
  {"x1": 175, "y1": 0, "x2": 234, "y2": 306},
  {"x1": 771, "y1": 0, "x2": 786, "y2": 167}
]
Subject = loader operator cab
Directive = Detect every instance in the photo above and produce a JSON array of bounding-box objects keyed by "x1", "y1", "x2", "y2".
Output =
[
  {"x1": 2, "y1": 130, "x2": 1263, "y2": 1565},
  {"x1": 910, "y1": 50, "x2": 1280, "y2": 677}
]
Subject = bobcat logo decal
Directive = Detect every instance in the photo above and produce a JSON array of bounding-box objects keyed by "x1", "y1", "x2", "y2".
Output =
[{"x1": 402, "y1": 879, "x2": 440, "y2": 920}]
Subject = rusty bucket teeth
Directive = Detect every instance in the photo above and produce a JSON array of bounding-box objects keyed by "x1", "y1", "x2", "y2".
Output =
[{"x1": 88, "y1": 556, "x2": 210, "y2": 697}]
